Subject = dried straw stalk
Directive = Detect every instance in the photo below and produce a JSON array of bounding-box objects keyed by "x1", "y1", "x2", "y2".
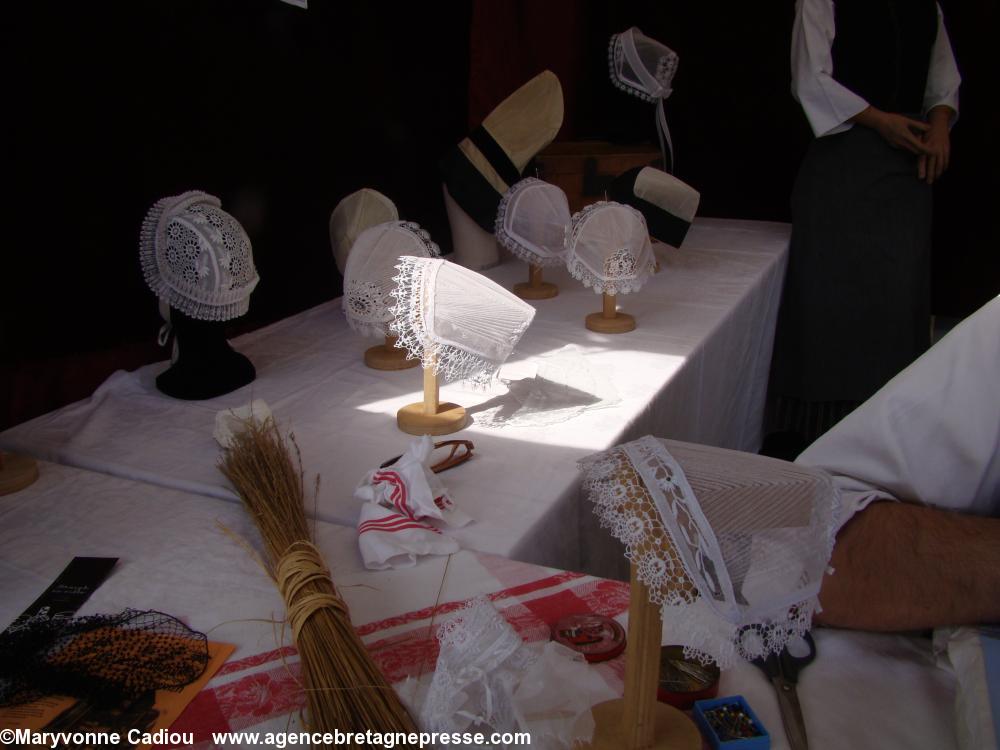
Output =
[{"x1": 219, "y1": 417, "x2": 417, "y2": 741}]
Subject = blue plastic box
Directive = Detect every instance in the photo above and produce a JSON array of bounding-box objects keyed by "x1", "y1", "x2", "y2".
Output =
[{"x1": 692, "y1": 695, "x2": 770, "y2": 750}]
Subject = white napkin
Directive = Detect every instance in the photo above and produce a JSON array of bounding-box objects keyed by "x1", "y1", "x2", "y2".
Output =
[{"x1": 354, "y1": 436, "x2": 471, "y2": 569}]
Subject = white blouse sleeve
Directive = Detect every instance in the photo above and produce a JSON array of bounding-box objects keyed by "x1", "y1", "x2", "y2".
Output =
[
  {"x1": 923, "y1": 3, "x2": 961, "y2": 121},
  {"x1": 791, "y1": 0, "x2": 869, "y2": 138}
]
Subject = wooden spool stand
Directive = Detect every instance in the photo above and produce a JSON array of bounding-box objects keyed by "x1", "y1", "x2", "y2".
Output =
[
  {"x1": 586, "y1": 293, "x2": 636, "y2": 334},
  {"x1": 514, "y1": 264, "x2": 558, "y2": 300},
  {"x1": 0, "y1": 451, "x2": 39, "y2": 496},
  {"x1": 364, "y1": 335, "x2": 418, "y2": 371},
  {"x1": 397, "y1": 366, "x2": 467, "y2": 436},
  {"x1": 585, "y1": 564, "x2": 701, "y2": 750}
]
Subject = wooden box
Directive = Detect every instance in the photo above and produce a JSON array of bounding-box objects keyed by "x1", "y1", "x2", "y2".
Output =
[{"x1": 535, "y1": 140, "x2": 661, "y2": 213}]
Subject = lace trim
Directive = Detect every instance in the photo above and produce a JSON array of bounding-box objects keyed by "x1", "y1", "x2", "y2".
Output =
[
  {"x1": 579, "y1": 436, "x2": 828, "y2": 668},
  {"x1": 420, "y1": 596, "x2": 536, "y2": 736},
  {"x1": 494, "y1": 178, "x2": 566, "y2": 268},
  {"x1": 564, "y1": 202, "x2": 655, "y2": 296},
  {"x1": 389, "y1": 258, "x2": 526, "y2": 386}
]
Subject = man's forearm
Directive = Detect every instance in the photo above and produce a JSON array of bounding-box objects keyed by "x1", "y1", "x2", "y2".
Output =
[{"x1": 816, "y1": 501, "x2": 1000, "y2": 631}]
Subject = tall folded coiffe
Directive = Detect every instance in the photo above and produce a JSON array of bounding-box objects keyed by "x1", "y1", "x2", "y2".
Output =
[
  {"x1": 609, "y1": 166, "x2": 700, "y2": 248},
  {"x1": 580, "y1": 436, "x2": 837, "y2": 668},
  {"x1": 389, "y1": 256, "x2": 536, "y2": 384},
  {"x1": 342, "y1": 221, "x2": 439, "y2": 339},
  {"x1": 565, "y1": 201, "x2": 655, "y2": 296},
  {"x1": 441, "y1": 71, "x2": 563, "y2": 232}
]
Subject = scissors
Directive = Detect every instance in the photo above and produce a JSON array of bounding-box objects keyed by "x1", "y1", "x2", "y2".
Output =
[{"x1": 743, "y1": 629, "x2": 816, "y2": 750}]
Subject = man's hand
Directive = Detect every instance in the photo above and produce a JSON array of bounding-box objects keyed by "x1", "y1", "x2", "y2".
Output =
[
  {"x1": 917, "y1": 106, "x2": 954, "y2": 185},
  {"x1": 851, "y1": 106, "x2": 931, "y2": 155}
]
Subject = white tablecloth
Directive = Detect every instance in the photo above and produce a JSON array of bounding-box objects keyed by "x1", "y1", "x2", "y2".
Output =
[
  {"x1": 0, "y1": 462, "x2": 959, "y2": 750},
  {"x1": 1, "y1": 218, "x2": 788, "y2": 574}
]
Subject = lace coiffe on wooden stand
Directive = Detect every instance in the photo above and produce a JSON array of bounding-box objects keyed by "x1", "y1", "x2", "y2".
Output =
[
  {"x1": 565, "y1": 201, "x2": 654, "y2": 333},
  {"x1": 329, "y1": 188, "x2": 398, "y2": 276},
  {"x1": 495, "y1": 177, "x2": 571, "y2": 300},
  {"x1": 389, "y1": 256, "x2": 536, "y2": 435},
  {"x1": 343, "y1": 221, "x2": 440, "y2": 370},
  {"x1": 577, "y1": 435, "x2": 837, "y2": 750},
  {"x1": 609, "y1": 26, "x2": 679, "y2": 173}
]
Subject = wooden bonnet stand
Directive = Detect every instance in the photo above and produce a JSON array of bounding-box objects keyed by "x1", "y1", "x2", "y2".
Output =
[
  {"x1": 364, "y1": 334, "x2": 419, "y2": 370},
  {"x1": 396, "y1": 363, "x2": 467, "y2": 436},
  {"x1": 514, "y1": 263, "x2": 558, "y2": 300},
  {"x1": 586, "y1": 293, "x2": 636, "y2": 334},
  {"x1": 0, "y1": 451, "x2": 39, "y2": 496},
  {"x1": 586, "y1": 563, "x2": 701, "y2": 750}
]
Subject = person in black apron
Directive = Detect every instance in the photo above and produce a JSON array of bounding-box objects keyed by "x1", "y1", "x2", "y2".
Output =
[{"x1": 766, "y1": 0, "x2": 960, "y2": 454}]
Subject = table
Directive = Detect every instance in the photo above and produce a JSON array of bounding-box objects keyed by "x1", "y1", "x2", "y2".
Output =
[
  {"x1": 0, "y1": 462, "x2": 959, "y2": 750},
  {"x1": 0, "y1": 219, "x2": 790, "y2": 576}
]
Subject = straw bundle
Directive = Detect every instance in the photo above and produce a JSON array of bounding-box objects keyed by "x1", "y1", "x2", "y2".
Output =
[{"x1": 219, "y1": 417, "x2": 417, "y2": 741}]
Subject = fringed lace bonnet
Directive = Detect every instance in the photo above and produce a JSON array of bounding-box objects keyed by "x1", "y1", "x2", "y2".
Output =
[
  {"x1": 389, "y1": 257, "x2": 536, "y2": 385},
  {"x1": 495, "y1": 178, "x2": 571, "y2": 268},
  {"x1": 139, "y1": 190, "x2": 258, "y2": 321}
]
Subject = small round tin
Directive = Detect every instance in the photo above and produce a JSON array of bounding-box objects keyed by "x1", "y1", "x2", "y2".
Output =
[
  {"x1": 551, "y1": 614, "x2": 626, "y2": 663},
  {"x1": 657, "y1": 645, "x2": 720, "y2": 709}
]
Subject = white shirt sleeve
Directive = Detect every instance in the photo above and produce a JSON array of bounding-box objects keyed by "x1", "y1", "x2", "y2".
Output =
[
  {"x1": 791, "y1": 0, "x2": 869, "y2": 138},
  {"x1": 798, "y1": 295, "x2": 1000, "y2": 533},
  {"x1": 923, "y1": 3, "x2": 961, "y2": 120}
]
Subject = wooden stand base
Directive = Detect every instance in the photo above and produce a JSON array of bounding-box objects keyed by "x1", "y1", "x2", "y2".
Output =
[
  {"x1": 514, "y1": 264, "x2": 558, "y2": 300},
  {"x1": 514, "y1": 280, "x2": 558, "y2": 300},
  {"x1": 0, "y1": 452, "x2": 40, "y2": 496},
  {"x1": 396, "y1": 402, "x2": 467, "y2": 436},
  {"x1": 364, "y1": 344, "x2": 418, "y2": 370},
  {"x1": 585, "y1": 699, "x2": 700, "y2": 750},
  {"x1": 586, "y1": 311, "x2": 636, "y2": 333}
]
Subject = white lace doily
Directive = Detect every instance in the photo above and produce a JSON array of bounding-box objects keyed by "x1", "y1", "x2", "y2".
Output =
[
  {"x1": 579, "y1": 436, "x2": 837, "y2": 668},
  {"x1": 389, "y1": 257, "x2": 535, "y2": 385},
  {"x1": 565, "y1": 202, "x2": 654, "y2": 296}
]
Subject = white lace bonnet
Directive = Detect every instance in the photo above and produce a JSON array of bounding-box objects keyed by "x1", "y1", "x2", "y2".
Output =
[
  {"x1": 609, "y1": 27, "x2": 679, "y2": 171},
  {"x1": 565, "y1": 201, "x2": 655, "y2": 296},
  {"x1": 495, "y1": 177, "x2": 571, "y2": 268},
  {"x1": 139, "y1": 190, "x2": 258, "y2": 321},
  {"x1": 330, "y1": 188, "x2": 399, "y2": 275},
  {"x1": 389, "y1": 257, "x2": 536, "y2": 385},
  {"x1": 342, "y1": 221, "x2": 439, "y2": 339},
  {"x1": 580, "y1": 435, "x2": 837, "y2": 668}
]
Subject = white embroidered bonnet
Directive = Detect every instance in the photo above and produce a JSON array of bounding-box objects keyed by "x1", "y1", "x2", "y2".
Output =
[
  {"x1": 609, "y1": 26, "x2": 679, "y2": 170},
  {"x1": 565, "y1": 201, "x2": 654, "y2": 295},
  {"x1": 330, "y1": 188, "x2": 399, "y2": 275},
  {"x1": 390, "y1": 257, "x2": 536, "y2": 385},
  {"x1": 139, "y1": 190, "x2": 258, "y2": 321},
  {"x1": 342, "y1": 221, "x2": 439, "y2": 339},
  {"x1": 580, "y1": 436, "x2": 837, "y2": 668},
  {"x1": 495, "y1": 178, "x2": 571, "y2": 268}
]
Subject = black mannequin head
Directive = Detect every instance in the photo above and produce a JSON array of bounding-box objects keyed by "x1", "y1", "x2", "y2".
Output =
[{"x1": 155, "y1": 309, "x2": 255, "y2": 400}]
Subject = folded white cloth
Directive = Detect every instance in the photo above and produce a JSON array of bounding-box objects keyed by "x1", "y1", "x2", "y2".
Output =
[
  {"x1": 354, "y1": 435, "x2": 471, "y2": 569},
  {"x1": 356, "y1": 503, "x2": 459, "y2": 570},
  {"x1": 213, "y1": 399, "x2": 273, "y2": 448}
]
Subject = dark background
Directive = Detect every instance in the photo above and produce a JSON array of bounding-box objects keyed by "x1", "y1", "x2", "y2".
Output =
[{"x1": 2, "y1": 0, "x2": 996, "y2": 430}]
